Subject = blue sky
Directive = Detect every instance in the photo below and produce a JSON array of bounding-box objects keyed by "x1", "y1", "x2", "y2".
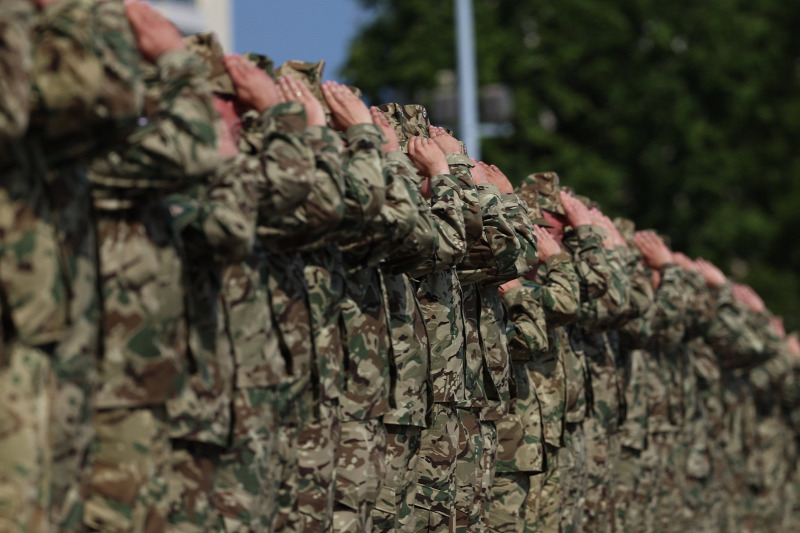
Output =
[{"x1": 233, "y1": 0, "x2": 370, "y2": 82}]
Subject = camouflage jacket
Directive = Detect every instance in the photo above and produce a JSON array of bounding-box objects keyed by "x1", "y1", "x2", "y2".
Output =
[
  {"x1": 635, "y1": 264, "x2": 688, "y2": 433},
  {"x1": 501, "y1": 193, "x2": 539, "y2": 279},
  {"x1": 416, "y1": 172, "x2": 469, "y2": 404},
  {"x1": 531, "y1": 252, "x2": 581, "y2": 447},
  {"x1": 563, "y1": 225, "x2": 628, "y2": 432},
  {"x1": 496, "y1": 285, "x2": 549, "y2": 473},
  {"x1": 88, "y1": 48, "x2": 219, "y2": 410},
  {"x1": 165, "y1": 153, "x2": 260, "y2": 444},
  {"x1": 616, "y1": 248, "x2": 655, "y2": 450},
  {"x1": 379, "y1": 151, "x2": 437, "y2": 427},
  {"x1": 458, "y1": 183, "x2": 521, "y2": 412},
  {"x1": 0, "y1": 0, "x2": 34, "y2": 151}
]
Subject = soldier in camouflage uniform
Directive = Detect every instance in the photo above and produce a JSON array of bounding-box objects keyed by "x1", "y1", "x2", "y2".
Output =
[
  {"x1": 84, "y1": 4, "x2": 223, "y2": 529},
  {"x1": 368, "y1": 105, "x2": 439, "y2": 533},
  {"x1": 407, "y1": 128, "x2": 470, "y2": 532},
  {"x1": 180, "y1": 39, "x2": 324, "y2": 532},
  {"x1": 235, "y1": 60, "x2": 347, "y2": 533},
  {"x1": 489, "y1": 177, "x2": 582, "y2": 533},
  {"x1": 610, "y1": 218, "x2": 656, "y2": 533},
  {"x1": 0, "y1": 1, "x2": 145, "y2": 530}
]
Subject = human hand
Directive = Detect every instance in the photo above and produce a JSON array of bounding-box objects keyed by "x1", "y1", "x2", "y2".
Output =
[
  {"x1": 407, "y1": 136, "x2": 449, "y2": 179},
  {"x1": 32, "y1": 0, "x2": 60, "y2": 9},
  {"x1": 634, "y1": 231, "x2": 672, "y2": 270},
  {"x1": 278, "y1": 76, "x2": 325, "y2": 126},
  {"x1": 534, "y1": 224, "x2": 561, "y2": 261},
  {"x1": 469, "y1": 159, "x2": 489, "y2": 185},
  {"x1": 560, "y1": 191, "x2": 592, "y2": 227},
  {"x1": 498, "y1": 278, "x2": 522, "y2": 298},
  {"x1": 125, "y1": 0, "x2": 185, "y2": 62},
  {"x1": 322, "y1": 81, "x2": 371, "y2": 131},
  {"x1": 771, "y1": 316, "x2": 786, "y2": 338},
  {"x1": 732, "y1": 284, "x2": 765, "y2": 313},
  {"x1": 481, "y1": 163, "x2": 514, "y2": 194},
  {"x1": 222, "y1": 54, "x2": 282, "y2": 112},
  {"x1": 695, "y1": 258, "x2": 726, "y2": 287},
  {"x1": 671, "y1": 252, "x2": 696, "y2": 271},
  {"x1": 213, "y1": 96, "x2": 239, "y2": 157},
  {"x1": 603, "y1": 215, "x2": 628, "y2": 248},
  {"x1": 370, "y1": 106, "x2": 400, "y2": 153},
  {"x1": 786, "y1": 333, "x2": 800, "y2": 357},
  {"x1": 429, "y1": 126, "x2": 463, "y2": 155}
]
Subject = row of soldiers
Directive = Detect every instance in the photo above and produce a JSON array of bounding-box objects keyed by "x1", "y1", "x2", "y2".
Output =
[{"x1": 1, "y1": 1, "x2": 799, "y2": 532}]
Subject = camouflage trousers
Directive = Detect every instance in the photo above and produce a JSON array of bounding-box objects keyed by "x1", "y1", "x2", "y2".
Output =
[
  {"x1": 581, "y1": 416, "x2": 619, "y2": 533},
  {"x1": 641, "y1": 433, "x2": 666, "y2": 533},
  {"x1": 0, "y1": 344, "x2": 55, "y2": 533},
  {"x1": 372, "y1": 424, "x2": 422, "y2": 533},
  {"x1": 332, "y1": 418, "x2": 387, "y2": 533},
  {"x1": 292, "y1": 397, "x2": 340, "y2": 533},
  {"x1": 654, "y1": 431, "x2": 685, "y2": 533},
  {"x1": 525, "y1": 444, "x2": 563, "y2": 533},
  {"x1": 682, "y1": 431, "x2": 712, "y2": 533},
  {"x1": 84, "y1": 407, "x2": 169, "y2": 532},
  {"x1": 213, "y1": 386, "x2": 281, "y2": 532},
  {"x1": 478, "y1": 420, "x2": 499, "y2": 529},
  {"x1": 455, "y1": 409, "x2": 485, "y2": 531},
  {"x1": 415, "y1": 403, "x2": 459, "y2": 532},
  {"x1": 558, "y1": 423, "x2": 586, "y2": 533},
  {"x1": 488, "y1": 472, "x2": 530, "y2": 533},
  {"x1": 611, "y1": 446, "x2": 643, "y2": 533}
]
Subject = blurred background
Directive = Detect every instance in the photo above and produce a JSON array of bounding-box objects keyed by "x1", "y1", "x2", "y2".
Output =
[{"x1": 155, "y1": 0, "x2": 800, "y2": 331}]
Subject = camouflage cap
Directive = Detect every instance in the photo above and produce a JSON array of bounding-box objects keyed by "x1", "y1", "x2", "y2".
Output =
[
  {"x1": 613, "y1": 217, "x2": 636, "y2": 247},
  {"x1": 244, "y1": 53, "x2": 276, "y2": 80},
  {"x1": 274, "y1": 59, "x2": 325, "y2": 107},
  {"x1": 184, "y1": 33, "x2": 235, "y2": 97},
  {"x1": 514, "y1": 183, "x2": 551, "y2": 227},
  {"x1": 377, "y1": 103, "x2": 431, "y2": 151},
  {"x1": 523, "y1": 172, "x2": 565, "y2": 215}
]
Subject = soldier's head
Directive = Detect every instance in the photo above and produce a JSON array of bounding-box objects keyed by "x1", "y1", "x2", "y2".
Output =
[
  {"x1": 377, "y1": 103, "x2": 431, "y2": 152},
  {"x1": 273, "y1": 59, "x2": 326, "y2": 108},
  {"x1": 184, "y1": 32, "x2": 236, "y2": 99},
  {"x1": 522, "y1": 172, "x2": 566, "y2": 237}
]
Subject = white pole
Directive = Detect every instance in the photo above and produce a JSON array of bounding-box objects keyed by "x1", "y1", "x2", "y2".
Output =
[{"x1": 455, "y1": 0, "x2": 480, "y2": 160}]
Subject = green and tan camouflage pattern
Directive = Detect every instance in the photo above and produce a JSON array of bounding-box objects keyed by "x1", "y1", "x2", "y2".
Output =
[
  {"x1": 0, "y1": 0, "x2": 34, "y2": 149},
  {"x1": 333, "y1": 418, "x2": 387, "y2": 532},
  {"x1": 184, "y1": 32, "x2": 235, "y2": 97},
  {"x1": 415, "y1": 403, "x2": 460, "y2": 531},
  {"x1": 373, "y1": 425, "x2": 422, "y2": 533}
]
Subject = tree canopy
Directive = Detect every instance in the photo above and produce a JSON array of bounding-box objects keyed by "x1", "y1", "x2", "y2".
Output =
[{"x1": 342, "y1": 0, "x2": 800, "y2": 329}]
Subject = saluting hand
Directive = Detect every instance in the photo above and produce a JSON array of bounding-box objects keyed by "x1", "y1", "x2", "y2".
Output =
[
  {"x1": 223, "y1": 54, "x2": 282, "y2": 113},
  {"x1": 279, "y1": 76, "x2": 325, "y2": 126},
  {"x1": 560, "y1": 191, "x2": 592, "y2": 228},
  {"x1": 322, "y1": 81, "x2": 371, "y2": 131},
  {"x1": 429, "y1": 126, "x2": 463, "y2": 155},
  {"x1": 370, "y1": 107, "x2": 400, "y2": 153},
  {"x1": 125, "y1": 0, "x2": 185, "y2": 62},
  {"x1": 634, "y1": 231, "x2": 672, "y2": 270}
]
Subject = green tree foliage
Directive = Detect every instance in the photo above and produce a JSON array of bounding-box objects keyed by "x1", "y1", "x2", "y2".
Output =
[{"x1": 343, "y1": 0, "x2": 800, "y2": 329}]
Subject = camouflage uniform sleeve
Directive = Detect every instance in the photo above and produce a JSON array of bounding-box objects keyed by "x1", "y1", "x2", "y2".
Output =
[
  {"x1": 166, "y1": 152, "x2": 259, "y2": 260},
  {"x1": 331, "y1": 123, "x2": 386, "y2": 241},
  {"x1": 704, "y1": 283, "x2": 766, "y2": 369},
  {"x1": 562, "y1": 224, "x2": 611, "y2": 304},
  {"x1": 502, "y1": 193, "x2": 539, "y2": 278},
  {"x1": 575, "y1": 242, "x2": 631, "y2": 330},
  {"x1": 238, "y1": 102, "x2": 316, "y2": 215},
  {"x1": 617, "y1": 252, "x2": 655, "y2": 350},
  {"x1": 446, "y1": 153, "x2": 483, "y2": 250},
  {"x1": 29, "y1": 0, "x2": 144, "y2": 162},
  {"x1": 89, "y1": 48, "x2": 218, "y2": 191},
  {"x1": 457, "y1": 183, "x2": 521, "y2": 286},
  {"x1": 648, "y1": 264, "x2": 689, "y2": 348},
  {"x1": 381, "y1": 151, "x2": 437, "y2": 275},
  {"x1": 0, "y1": 0, "x2": 34, "y2": 145},
  {"x1": 253, "y1": 121, "x2": 346, "y2": 248},
  {"x1": 502, "y1": 285, "x2": 549, "y2": 362},
  {"x1": 407, "y1": 173, "x2": 467, "y2": 277},
  {"x1": 534, "y1": 252, "x2": 581, "y2": 328},
  {"x1": 340, "y1": 149, "x2": 419, "y2": 268}
]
